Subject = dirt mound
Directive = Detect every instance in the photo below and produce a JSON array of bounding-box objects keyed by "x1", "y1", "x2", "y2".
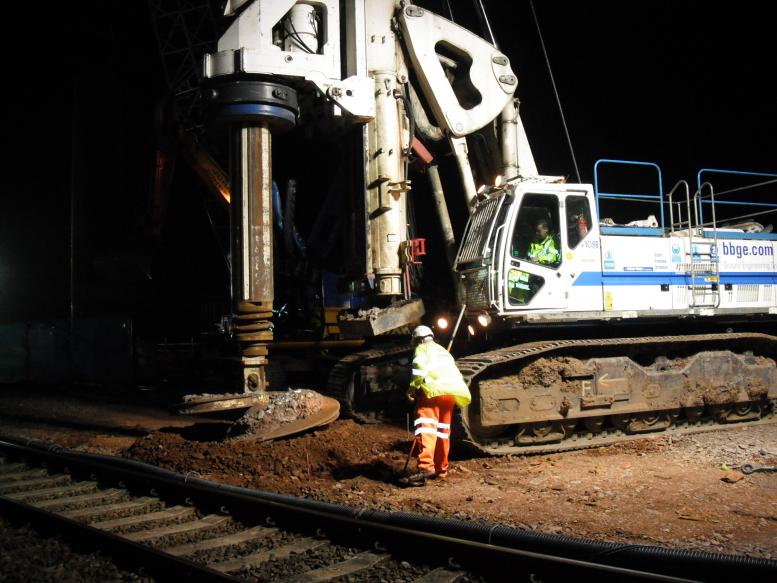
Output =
[{"x1": 126, "y1": 420, "x2": 412, "y2": 498}]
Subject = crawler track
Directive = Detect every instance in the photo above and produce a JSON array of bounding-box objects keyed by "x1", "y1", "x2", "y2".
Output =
[
  {"x1": 457, "y1": 332, "x2": 777, "y2": 455},
  {"x1": 326, "y1": 343, "x2": 413, "y2": 419},
  {"x1": 328, "y1": 333, "x2": 777, "y2": 456},
  {"x1": 0, "y1": 438, "x2": 731, "y2": 582}
]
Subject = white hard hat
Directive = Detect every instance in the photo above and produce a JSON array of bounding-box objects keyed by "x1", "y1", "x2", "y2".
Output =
[{"x1": 412, "y1": 325, "x2": 434, "y2": 340}]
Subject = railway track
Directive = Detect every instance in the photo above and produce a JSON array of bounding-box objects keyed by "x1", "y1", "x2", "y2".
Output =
[{"x1": 1, "y1": 439, "x2": 776, "y2": 582}]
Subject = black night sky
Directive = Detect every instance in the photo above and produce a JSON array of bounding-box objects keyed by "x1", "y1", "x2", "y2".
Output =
[{"x1": 1, "y1": 1, "x2": 774, "y2": 330}]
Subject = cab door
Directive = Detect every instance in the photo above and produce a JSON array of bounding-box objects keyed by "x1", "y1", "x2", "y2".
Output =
[
  {"x1": 501, "y1": 186, "x2": 603, "y2": 313},
  {"x1": 562, "y1": 189, "x2": 603, "y2": 312},
  {"x1": 501, "y1": 190, "x2": 567, "y2": 311}
]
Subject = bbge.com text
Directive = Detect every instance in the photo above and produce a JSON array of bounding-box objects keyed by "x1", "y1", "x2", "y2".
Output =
[{"x1": 721, "y1": 242, "x2": 774, "y2": 259}]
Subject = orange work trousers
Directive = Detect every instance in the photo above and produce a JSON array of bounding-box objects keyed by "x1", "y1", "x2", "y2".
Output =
[{"x1": 414, "y1": 393, "x2": 455, "y2": 477}]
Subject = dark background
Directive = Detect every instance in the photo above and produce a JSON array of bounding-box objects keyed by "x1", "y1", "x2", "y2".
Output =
[{"x1": 1, "y1": 1, "x2": 773, "y2": 328}]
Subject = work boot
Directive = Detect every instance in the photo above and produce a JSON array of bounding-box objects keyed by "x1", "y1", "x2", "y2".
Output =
[{"x1": 398, "y1": 471, "x2": 435, "y2": 487}]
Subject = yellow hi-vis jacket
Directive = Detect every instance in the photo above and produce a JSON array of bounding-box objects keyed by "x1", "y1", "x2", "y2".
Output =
[{"x1": 410, "y1": 341, "x2": 472, "y2": 407}]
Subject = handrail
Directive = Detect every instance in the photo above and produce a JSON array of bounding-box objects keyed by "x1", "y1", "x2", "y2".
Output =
[
  {"x1": 492, "y1": 223, "x2": 506, "y2": 309},
  {"x1": 593, "y1": 159, "x2": 665, "y2": 229},
  {"x1": 696, "y1": 168, "x2": 777, "y2": 228},
  {"x1": 666, "y1": 180, "x2": 690, "y2": 235},
  {"x1": 689, "y1": 181, "x2": 720, "y2": 308},
  {"x1": 698, "y1": 182, "x2": 719, "y2": 237}
]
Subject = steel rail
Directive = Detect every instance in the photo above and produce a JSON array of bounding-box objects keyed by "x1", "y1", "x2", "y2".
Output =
[
  {"x1": 0, "y1": 438, "x2": 708, "y2": 582},
  {"x1": 0, "y1": 495, "x2": 237, "y2": 582}
]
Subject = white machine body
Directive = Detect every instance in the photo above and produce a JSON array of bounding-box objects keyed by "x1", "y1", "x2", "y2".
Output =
[
  {"x1": 455, "y1": 181, "x2": 777, "y2": 325},
  {"x1": 205, "y1": 0, "x2": 531, "y2": 299}
]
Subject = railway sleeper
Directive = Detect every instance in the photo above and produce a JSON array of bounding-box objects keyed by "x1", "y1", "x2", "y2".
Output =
[
  {"x1": 4, "y1": 481, "x2": 98, "y2": 503},
  {"x1": 0, "y1": 468, "x2": 49, "y2": 482},
  {"x1": 61, "y1": 497, "x2": 164, "y2": 522},
  {"x1": 0, "y1": 474, "x2": 72, "y2": 494},
  {"x1": 4, "y1": 443, "x2": 768, "y2": 581}
]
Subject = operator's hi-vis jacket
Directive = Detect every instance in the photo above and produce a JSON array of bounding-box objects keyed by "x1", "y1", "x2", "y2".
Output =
[
  {"x1": 528, "y1": 235, "x2": 560, "y2": 265},
  {"x1": 410, "y1": 341, "x2": 472, "y2": 407}
]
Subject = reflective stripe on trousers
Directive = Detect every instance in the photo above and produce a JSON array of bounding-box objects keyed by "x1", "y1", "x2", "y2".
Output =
[{"x1": 414, "y1": 393, "x2": 455, "y2": 477}]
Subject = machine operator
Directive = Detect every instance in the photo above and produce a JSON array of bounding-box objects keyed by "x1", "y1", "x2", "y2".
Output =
[{"x1": 528, "y1": 218, "x2": 560, "y2": 265}]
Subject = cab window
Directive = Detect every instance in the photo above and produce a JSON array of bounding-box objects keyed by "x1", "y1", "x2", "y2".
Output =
[
  {"x1": 510, "y1": 193, "x2": 561, "y2": 268},
  {"x1": 566, "y1": 195, "x2": 592, "y2": 249},
  {"x1": 507, "y1": 269, "x2": 544, "y2": 306}
]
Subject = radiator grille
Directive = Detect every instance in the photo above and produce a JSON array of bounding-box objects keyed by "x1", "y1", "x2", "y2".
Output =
[
  {"x1": 461, "y1": 269, "x2": 491, "y2": 310},
  {"x1": 456, "y1": 197, "x2": 504, "y2": 265}
]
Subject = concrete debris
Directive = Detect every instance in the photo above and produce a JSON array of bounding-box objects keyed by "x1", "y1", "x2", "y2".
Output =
[{"x1": 228, "y1": 389, "x2": 325, "y2": 438}]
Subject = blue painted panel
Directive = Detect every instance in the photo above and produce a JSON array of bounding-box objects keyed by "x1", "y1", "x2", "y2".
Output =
[
  {"x1": 600, "y1": 226, "x2": 665, "y2": 236},
  {"x1": 719, "y1": 272, "x2": 777, "y2": 285},
  {"x1": 573, "y1": 271, "x2": 777, "y2": 286},
  {"x1": 702, "y1": 230, "x2": 777, "y2": 240}
]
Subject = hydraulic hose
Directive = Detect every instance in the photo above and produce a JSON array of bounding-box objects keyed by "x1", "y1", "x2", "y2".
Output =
[
  {"x1": 407, "y1": 82, "x2": 444, "y2": 143},
  {"x1": 283, "y1": 178, "x2": 306, "y2": 259},
  {"x1": 271, "y1": 180, "x2": 283, "y2": 231},
  {"x1": 271, "y1": 179, "x2": 306, "y2": 258}
]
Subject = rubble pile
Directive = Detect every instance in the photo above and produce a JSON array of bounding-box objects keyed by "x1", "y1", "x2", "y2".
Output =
[{"x1": 228, "y1": 389, "x2": 325, "y2": 438}]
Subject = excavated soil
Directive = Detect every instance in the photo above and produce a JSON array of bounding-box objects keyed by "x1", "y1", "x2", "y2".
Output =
[
  {"x1": 1, "y1": 385, "x2": 777, "y2": 563},
  {"x1": 122, "y1": 420, "x2": 777, "y2": 560},
  {"x1": 481, "y1": 356, "x2": 592, "y2": 395}
]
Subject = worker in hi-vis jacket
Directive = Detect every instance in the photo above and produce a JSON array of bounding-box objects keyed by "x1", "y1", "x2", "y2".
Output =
[
  {"x1": 399, "y1": 325, "x2": 471, "y2": 487},
  {"x1": 527, "y1": 218, "x2": 560, "y2": 265}
]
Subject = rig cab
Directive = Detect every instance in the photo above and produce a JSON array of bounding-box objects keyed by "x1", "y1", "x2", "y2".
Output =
[{"x1": 455, "y1": 162, "x2": 777, "y2": 332}]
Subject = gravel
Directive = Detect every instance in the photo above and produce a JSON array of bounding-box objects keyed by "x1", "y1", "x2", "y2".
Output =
[
  {"x1": 660, "y1": 424, "x2": 777, "y2": 468},
  {"x1": 243, "y1": 542, "x2": 360, "y2": 581},
  {"x1": 0, "y1": 518, "x2": 151, "y2": 582}
]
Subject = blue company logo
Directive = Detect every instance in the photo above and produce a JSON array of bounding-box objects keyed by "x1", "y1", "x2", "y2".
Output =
[
  {"x1": 603, "y1": 249, "x2": 614, "y2": 270},
  {"x1": 671, "y1": 244, "x2": 681, "y2": 255}
]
